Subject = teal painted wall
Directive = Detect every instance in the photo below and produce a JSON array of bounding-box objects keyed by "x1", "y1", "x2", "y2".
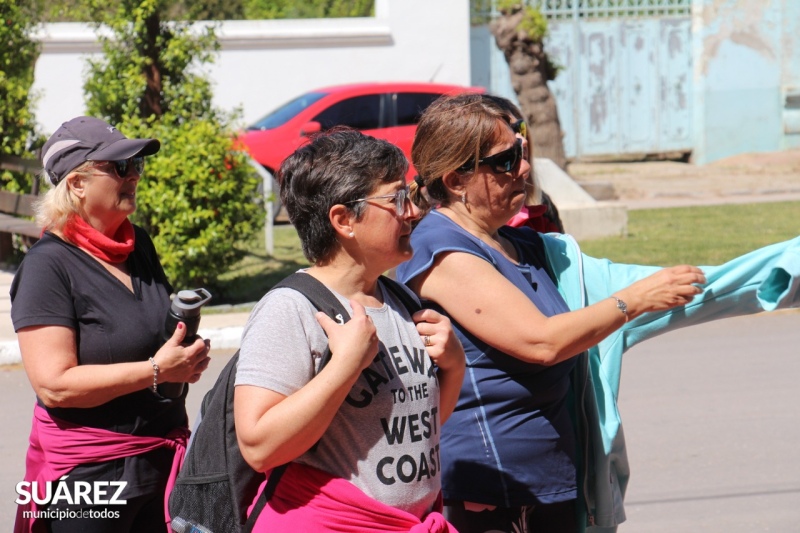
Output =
[
  {"x1": 471, "y1": 0, "x2": 799, "y2": 162},
  {"x1": 780, "y1": 0, "x2": 800, "y2": 149},
  {"x1": 693, "y1": 0, "x2": 799, "y2": 163}
]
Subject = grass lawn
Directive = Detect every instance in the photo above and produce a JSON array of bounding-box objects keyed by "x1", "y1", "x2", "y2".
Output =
[
  {"x1": 213, "y1": 201, "x2": 800, "y2": 306},
  {"x1": 212, "y1": 224, "x2": 310, "y2": 307},
  {"x1": 578, "y1": 201, "x2": 800, "y2": 266}
]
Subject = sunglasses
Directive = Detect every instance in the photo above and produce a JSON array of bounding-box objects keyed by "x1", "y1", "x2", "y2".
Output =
[
  {"x1": 510, "y1": 118, "x2": 528, "y2": 139},
  {"x1": 344, "y1": 186, "x2": 411, "y2": 216},
  {"x1": 458, "y1": 138, "x2": 523, "y2": 174},
  {"x1": 94, "y1": 156, "x2": 146, "y2": 179}
]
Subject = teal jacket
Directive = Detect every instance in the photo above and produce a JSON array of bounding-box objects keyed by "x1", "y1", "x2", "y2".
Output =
[{"x1": 540, "y1": 234, "x2": 800, "y2": 532}]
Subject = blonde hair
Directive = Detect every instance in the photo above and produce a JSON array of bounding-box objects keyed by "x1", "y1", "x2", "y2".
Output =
[
  {"x1": 35, "y1": 161, "x2": 100, "y2": 232},
  {"x1": 409, "y1": 93, "x2": 509, "y2": 214}
]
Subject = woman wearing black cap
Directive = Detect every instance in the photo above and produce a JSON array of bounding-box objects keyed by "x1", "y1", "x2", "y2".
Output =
[{"x1": 11, "y1": 116, "x2": 211, "y2": 532}]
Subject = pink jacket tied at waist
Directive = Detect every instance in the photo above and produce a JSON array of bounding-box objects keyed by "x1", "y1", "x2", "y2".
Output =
[
  {"x1": 14, "y1": 404, "x2": 189, "y2": 533},
  {"x1": 252, "y1": 462, "x2": 458, "y2": 532}
]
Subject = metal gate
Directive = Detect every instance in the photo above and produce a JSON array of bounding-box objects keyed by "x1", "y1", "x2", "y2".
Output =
[{"x1": 472, "y1": 0, "x2": 693, "y2": 160}]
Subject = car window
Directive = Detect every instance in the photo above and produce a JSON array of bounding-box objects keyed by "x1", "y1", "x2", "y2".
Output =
[
  {"x1": 313, "y1": 95, "x2": 382, "y2": 131},
  {"x1": 248, "y1": 91, "x2": 328, "y2": 130},
  {"x1": 395, "y1": 92, "x2": 443, "y2": 126}
]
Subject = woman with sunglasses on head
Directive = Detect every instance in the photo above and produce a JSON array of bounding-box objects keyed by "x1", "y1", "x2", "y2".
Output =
[
  {"x1": 234, "y1": 128, "x2": 464, "y2": 532},
  {"x1": 11, "y1": 117, "x2": 211, "y2": 533},
  {"x1": 398, "y1": 92, "x2": 800, "y2": 532}
]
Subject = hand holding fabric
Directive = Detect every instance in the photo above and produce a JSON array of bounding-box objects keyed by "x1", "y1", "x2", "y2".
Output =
[{"x1": 615, "y1": 264, "x2": 707, "y2": 319}]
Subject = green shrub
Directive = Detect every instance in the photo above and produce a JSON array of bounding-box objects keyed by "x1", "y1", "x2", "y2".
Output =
[
  {"x1": 129, "y1": 118, "x2": 262, "y2": 290},
  {"x1": 243, "y1": 0, "x2": 373, "y2": 19},
  {"x1": 0, "y1": 0, "x2": 42, "y2": 192},
  {"x1": 82, "y1": 0, "x2": 264, "y2": 289},
  {"x1": 495, "y1": 1, "x2": 549, "y2": 42}
]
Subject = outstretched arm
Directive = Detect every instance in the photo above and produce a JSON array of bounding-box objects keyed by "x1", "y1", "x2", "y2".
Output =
[
  {"x1": 594, "y1": 236, "x2": 800, "y2": 348},
  {"x1": 411, "y1": 251, "x2": 705, "y2": 366}
]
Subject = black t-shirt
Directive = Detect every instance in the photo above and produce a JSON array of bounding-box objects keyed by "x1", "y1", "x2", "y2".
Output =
[{"x1": 10, "y1": 226, "x2": 187, "y2": 502}]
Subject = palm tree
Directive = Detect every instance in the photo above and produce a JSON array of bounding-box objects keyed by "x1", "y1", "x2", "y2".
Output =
[{"x1": 490, "y1": 2, "x2": 567, "y2": 170}]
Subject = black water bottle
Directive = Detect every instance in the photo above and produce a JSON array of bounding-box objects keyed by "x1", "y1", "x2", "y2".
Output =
[{"x1": 159, "y1": 288, "x2": 213, "y2": 397}]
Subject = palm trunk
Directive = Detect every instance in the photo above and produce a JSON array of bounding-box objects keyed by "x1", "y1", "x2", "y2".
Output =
[{"x1": 490, "y1": 8, "x2": 568, "y2": 170}]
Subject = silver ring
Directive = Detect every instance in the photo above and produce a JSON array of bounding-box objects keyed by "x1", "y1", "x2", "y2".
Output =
[{"x1": 423, "y1": 335, "x2": 432, "y2": 347}]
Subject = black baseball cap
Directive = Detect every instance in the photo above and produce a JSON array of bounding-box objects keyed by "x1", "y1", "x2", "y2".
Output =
[{"x1": 41, "y1": 116, "x2": 161, "y2": 186}]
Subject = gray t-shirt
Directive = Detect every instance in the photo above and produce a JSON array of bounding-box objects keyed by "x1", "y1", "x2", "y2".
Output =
[{"x1": 236, "y1": 279, "x2": 442, "y2": 518}]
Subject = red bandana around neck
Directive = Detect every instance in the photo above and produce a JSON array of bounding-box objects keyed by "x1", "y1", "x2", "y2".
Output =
[{"x1": 62, "y1": 215, "x2": 136, "y2": 263}]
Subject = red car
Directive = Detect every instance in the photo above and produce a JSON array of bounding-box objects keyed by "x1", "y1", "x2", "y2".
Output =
[{"x1": 237, "y1": 82, "x2": 483, "y2": 212}]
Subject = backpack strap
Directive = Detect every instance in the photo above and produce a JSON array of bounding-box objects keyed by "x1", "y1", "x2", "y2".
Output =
[
  {"x1": 275, "y1": 272, "x2": 351, "y2": 324},
  {"x1": 243, "y1": 463, "x2": 287, "y2": 532},
  {"x1": 273, "y1": 272, "x2": 352, "y2": 370},
  {"x1": 378, "y1": 275, "x2": 422, "y2": 316}
]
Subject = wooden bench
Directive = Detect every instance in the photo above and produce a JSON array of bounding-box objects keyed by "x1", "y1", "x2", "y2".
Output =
[{"x1": 0, "y1": 155, "x2": 43, "y2": 262}]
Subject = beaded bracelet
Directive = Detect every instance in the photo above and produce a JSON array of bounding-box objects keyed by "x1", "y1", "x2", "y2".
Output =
[{"x1": 148, "y1": 357, "x2": 159, "y2": 393}]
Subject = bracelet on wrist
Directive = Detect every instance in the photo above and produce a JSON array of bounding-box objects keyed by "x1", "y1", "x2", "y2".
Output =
[
  {"x1": 148, "y1": 357, "x2": 160, "y2": 393},
  {"x1": 610, "y1": 296, "x2": 629, "y2": 322}
]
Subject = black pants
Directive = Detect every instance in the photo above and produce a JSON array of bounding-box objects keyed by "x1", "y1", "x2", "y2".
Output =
[
  {"x1": 43, "y1": 491, "x2": 166, "y2": 533},
  {"x1": 443, "y1": 498, "x2": 577, "y2": 533}
]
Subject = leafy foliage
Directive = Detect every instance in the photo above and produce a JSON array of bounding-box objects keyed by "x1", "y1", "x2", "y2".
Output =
[
  {"x1": 0, "y1": 1, "x2": 43, "y2": 192},
  {"x1": 496, "y1": 0, "x2": 548, "y2": 42},
  {"x1": 243, "y1": 0, "x2": 373, "y2": 19},
  {"x1": 38, "y1": 0, "x2": 372, "y2": 21},
  {"x1": 133, "y1": 119, "x2": 262, "y2": 289},
  {"x1": 516, "y1": 5, "x2": 548, "y2": 42},
  {"x1": 83, "y1": 0, "x2": 263, "y2": 289}
]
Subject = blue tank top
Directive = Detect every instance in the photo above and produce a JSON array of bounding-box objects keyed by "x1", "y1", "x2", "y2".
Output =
[{"x1": 396, "y1": 211, "x2": 577, "y2": 507}]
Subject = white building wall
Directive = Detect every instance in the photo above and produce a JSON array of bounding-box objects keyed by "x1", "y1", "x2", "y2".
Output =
[{"x1": 31, "y1": 0, "x2": 472, "y2": 135}]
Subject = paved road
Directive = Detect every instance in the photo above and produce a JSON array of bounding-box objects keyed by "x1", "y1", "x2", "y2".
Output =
[
  {"x1": 2, "y1": 312, "x2": 798, "y2": 530},
  {"x1": 617, "y1": 311, "x2": 800, "y2": 532}
]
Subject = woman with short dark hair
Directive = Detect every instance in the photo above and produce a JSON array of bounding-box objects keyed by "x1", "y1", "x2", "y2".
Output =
[{"x1": 234, "y1": 129, "x2": 465, "y2": 532}]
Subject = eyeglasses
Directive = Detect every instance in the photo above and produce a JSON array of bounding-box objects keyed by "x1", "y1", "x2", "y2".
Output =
[
  {"x1": 510, "y1": 118, "x2": 528, "y2": 139},
  {"x1": 344, "y1": 186, "x2": 411, "y2": 216},
  {"x1": 458, "y1": 138, "x2": 523, "y2": 174},
  {"x1": 94, "y1": 156, "x2": 146, "y2": 179}
]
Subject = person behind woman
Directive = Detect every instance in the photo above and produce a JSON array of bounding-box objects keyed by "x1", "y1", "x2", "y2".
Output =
[
  {"x1": 234, "y1": 129, "x2": 465, "y2": 532},
  {"x1": 397, "y1": 93, "x2": 800, "y2": 532},
  {"x1": 11, "y1": 117, "x2": 211, "y2": 533},
  {"x1": 484, "y1": 94, "x2": 564, "y2": 233}
]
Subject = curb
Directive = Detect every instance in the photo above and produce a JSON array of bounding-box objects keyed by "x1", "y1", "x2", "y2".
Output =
[
  {"x1": 197, "y1": 326, "x2": 244, "y2": 351},
  {"x1": 0, "y1": 341, "x2": 20, "y2": 366}
]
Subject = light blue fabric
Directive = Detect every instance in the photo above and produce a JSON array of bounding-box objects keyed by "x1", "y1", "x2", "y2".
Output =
[{"x1": 540, "y1": 233, "x2": 800, "y2": 531}]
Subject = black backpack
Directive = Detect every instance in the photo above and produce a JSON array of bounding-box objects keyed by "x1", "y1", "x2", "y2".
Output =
[{"x1": 168, "y1": 272, "x2": 421, "y2": 533}]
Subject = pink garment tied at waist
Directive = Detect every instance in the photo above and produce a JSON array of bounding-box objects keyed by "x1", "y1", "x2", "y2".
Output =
[
  {"x1": 14, "y1": 404, "x2": 188, "y2": 533},
  {"x1": 252, "y1": 462, "x2": 457, "y2": 532}
]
